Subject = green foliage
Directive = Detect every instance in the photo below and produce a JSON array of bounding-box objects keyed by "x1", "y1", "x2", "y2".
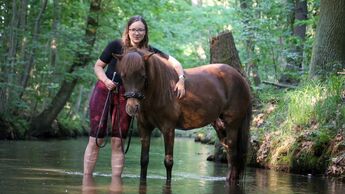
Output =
[
  {"x1": 286, "y1": 82, "x2": 322, "y2": 126},
  {"x1": 314, "y1": 76, "x2": 345, "y2": 129},
  {"x1": 0, "y1": 115, "x2": 28, "y2": 139},
  {"x1": 57, "y1": 113, "x2": 86, "y2": 137},
  {"x1": 255, "y1": 75, "x2": 343, "y2": 173},
  {"x1": 289, "y1": 128, "x2": 331, "y2": 173},
  {"x1": 258, "y1": 75, "x2": 344, "y2": 135},
  {"x1": 0, "y1": 0, "x2": 324, "y2": 139}
]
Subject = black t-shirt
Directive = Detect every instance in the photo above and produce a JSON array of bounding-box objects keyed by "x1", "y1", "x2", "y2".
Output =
[{"x1": 99, "y1": 39, "x2": 169, "y2": 85}]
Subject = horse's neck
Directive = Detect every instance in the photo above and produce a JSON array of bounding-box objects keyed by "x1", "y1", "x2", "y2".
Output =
[
  {"x1": 142, "y1": 91, "x2": 176, "y2": 109},
  {"x1": 144, "y1": 56, "x2": 176, "y2": 109}
]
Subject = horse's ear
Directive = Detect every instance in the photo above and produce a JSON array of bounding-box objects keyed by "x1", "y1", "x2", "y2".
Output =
[
  {"x1": 143, "y1": 52, "x2": 154, "y2": 61},
  {"x1": 112, "y1": 53, "x2": 123, "y2": 61}
]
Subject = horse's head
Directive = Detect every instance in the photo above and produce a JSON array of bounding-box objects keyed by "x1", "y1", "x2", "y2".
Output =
[{"x1": 115, "y1": 49, "x2": 153, "y2": 116}]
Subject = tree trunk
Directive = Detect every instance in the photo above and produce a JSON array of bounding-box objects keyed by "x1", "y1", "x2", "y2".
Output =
[
  {"x1": 29, "y1": 0, "x2": 102, "y2": 137},
  {"x1": 279, "y1": 0, "x2": 307, "y2": 84},
  {"x1": 210, "y1": 31, "x2": 242, "y2": 71},
  {"x1": 0, "y1": 0, "x2": 20, "y2": 115},
  {"x1": 50, "y1": 0, "x2": 59, "y2": 68},
  {"x1": 309, "y1": 0, "x2": 345, "y2": 78},
  {"x1": 293, "y1": 0, "x2": 307, "y2": 69},
  {"x1": 74, "y1": 85, "x2": 83, "y2": 113},
  {"x1": 18, "y1": 0, "x2": 28, "y2": 71},
  {"x1": 19, "y1": 0, "x2": 48, "y2": 98},
  {"x1": 239, "y1": 0, "x2": 261, "y2": 86}
]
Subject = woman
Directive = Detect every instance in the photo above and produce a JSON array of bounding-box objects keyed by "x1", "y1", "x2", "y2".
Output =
[{"x1": 83, "y1": 15, "x2": 186, "y2": 177}]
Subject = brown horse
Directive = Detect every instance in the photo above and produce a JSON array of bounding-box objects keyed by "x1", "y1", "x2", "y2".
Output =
[{"x1": 116, "y1": 48, "x2": 252, "y2": 184}]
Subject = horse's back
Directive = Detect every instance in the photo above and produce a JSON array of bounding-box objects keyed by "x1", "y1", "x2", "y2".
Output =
[{"x1": 185, "y1": 63, "x2": 249, "y2": 99}]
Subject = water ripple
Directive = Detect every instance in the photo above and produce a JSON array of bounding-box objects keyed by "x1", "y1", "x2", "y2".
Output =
[{"x1": 64, "y1": 171, "x2": 225, "y2": 181}]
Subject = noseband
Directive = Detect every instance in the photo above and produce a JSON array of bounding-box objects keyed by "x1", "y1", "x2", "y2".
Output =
[{"x1": 124, "y1": 91, "x2": 145, "y2": 100}]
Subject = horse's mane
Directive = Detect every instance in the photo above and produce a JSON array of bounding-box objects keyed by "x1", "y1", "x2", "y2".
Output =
[{"x1": 119, "y1": 48, "x2": 177, "y2": 107}]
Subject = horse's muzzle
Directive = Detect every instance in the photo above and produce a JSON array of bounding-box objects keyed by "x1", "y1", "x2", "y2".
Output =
[{"x1": 125, "y1": 98, "x2": 140, "y2": 116}]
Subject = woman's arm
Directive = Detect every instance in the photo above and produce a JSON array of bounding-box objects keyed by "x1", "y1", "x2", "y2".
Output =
[
  {"x1": 94, "y1": 59, "x2": 116, "y2": 91},
  {"x1": 168, "y1": 56, "x2": 184, "y2": 78},
  {"x1": 168, "y1": 55, "x2": 185, "y2": 99}
]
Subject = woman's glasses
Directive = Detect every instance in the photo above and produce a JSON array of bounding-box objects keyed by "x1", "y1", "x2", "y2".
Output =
[{"x1": 129, "y1": 28, "x2": 146, "y2": 33}]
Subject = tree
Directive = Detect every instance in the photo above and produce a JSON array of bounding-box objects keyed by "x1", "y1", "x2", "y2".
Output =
[
  {"x1": 28, "y1": 0, "x2": 102, "y2": 137},
  {"x1": 20, "y1": 0, "x2": 48, "y2": 98},
  {"x1": 239, "y1": 0, "x2": 261, "y2": 86},
  {"x1": 279, "y1": 0, "x2": 308, "y2": 84},
  {"x1": 210, "y1": 31, "x2": 242, "y2": 71},
  {"x1": 292, "y1": 0, "x2": 307, "y2": 69},
  {"x1": 309, "y1": 0, "x2": 345, "y2": 78}
]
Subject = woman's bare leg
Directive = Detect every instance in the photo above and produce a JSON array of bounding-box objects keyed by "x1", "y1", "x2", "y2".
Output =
[
  {"x1": 84, "y1": 137, "x2": 103, "y2": 175},
  {"x1": 111, "y1": 137, "x2": 124, "y2": 176}
]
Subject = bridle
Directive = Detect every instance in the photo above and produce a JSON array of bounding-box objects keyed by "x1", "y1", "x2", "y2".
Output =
[
  {"x1": 123, "y1": 51, "x2": 153, "y2": 100},
  {"x1": 124, "y1": 91, "x2": 145, "y2": 100}
]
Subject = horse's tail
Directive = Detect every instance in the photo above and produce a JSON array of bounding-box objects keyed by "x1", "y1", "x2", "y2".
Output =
[{"x1": 237, "y1": 101, "x2": 252, "y2": 178}]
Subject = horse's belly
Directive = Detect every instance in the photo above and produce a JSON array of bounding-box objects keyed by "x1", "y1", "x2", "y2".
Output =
[
  {"x1": 179, "y1": 109, "x2": 218, "y2": 129},
  {"x1": 178, "y1": 94, "x2": 224, "y2": 129}
]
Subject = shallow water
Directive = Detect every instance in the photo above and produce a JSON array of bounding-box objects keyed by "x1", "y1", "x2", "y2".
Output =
[{"x1": 0, "y1": 137, "x2": 344, "y2": 194}]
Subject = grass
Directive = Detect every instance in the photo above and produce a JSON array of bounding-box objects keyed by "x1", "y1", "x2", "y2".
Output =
[{"x1": 252, "y1": 75, "x2": 344, "y2": 173}]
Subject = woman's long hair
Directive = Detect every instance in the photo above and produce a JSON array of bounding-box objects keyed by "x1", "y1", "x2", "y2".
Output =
[{"x1": 122, "y1": 15, "x2": 149, "y2": 52}]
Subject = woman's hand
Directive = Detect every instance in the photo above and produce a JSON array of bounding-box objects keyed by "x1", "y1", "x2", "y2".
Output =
[
  {"x1": 104, "y1": 78, "x2": 117, "y2": 91},
  {"x1": 174, "y1": 78, "x2": 185, "y2": 99}
]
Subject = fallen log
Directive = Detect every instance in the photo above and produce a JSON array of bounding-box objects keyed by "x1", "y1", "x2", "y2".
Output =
[{"x1": 262, "y1": 81, "x2": 297, "y2": 89}]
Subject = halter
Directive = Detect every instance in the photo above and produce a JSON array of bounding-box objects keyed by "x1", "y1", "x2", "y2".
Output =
[
  {"x1": 122, "y1": 51, "x2": 153, "y2": 100},
  {"x1": 124, "y1": 91, "x2": 145, "y2": 100}
]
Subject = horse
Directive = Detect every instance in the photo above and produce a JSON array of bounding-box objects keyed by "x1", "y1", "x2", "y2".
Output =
[{"x1": 115, "y1": 48, "x2": 252, "y2": 184}]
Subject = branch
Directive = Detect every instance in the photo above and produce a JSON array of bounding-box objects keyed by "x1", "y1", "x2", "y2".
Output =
[{"x1": 262, "y1": 81, "x2": 297, "y2": 89}]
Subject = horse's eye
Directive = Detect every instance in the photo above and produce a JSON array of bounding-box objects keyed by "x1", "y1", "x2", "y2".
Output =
[{"x1": 121, "y1": 73, "x2": 126, "y2": 79}]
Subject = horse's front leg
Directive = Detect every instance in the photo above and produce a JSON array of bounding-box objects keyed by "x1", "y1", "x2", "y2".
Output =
[
  {"x1": 139, "y1": 125, "x2": 153, "y2": 181},
  {"x1": 163, "y1": 128, "x2": 175, "y2": 182}
]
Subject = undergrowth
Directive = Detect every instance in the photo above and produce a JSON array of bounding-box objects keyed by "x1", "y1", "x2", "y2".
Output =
[{"x1": 253, "y1": 75, "x2": 344, "y2": 174}]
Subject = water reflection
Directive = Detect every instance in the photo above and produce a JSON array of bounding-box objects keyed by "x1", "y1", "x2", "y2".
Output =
[
  {"x1": 109, "y1": 176, "x2": 123, "y2": 194},
  {"x1": 1, "y1": 138, "x2": 345, "y2": 194},
  {"x1": 82, "y1": 175, "x2": 97, "y2": 194},
  {"x1": 138, "y1": 181, "x2": 147, "y2": 194},
  {"x1": 138, "y1": 180, "x2": 173, "y2": 194},
  {"x1": 225, "y1": 184, "x2": 245, "y2": 194},
  {"x1": 82, "y1": 175, "x2": 124, "y2": 194},
  {"x1": 162, "y1": 181, "x2": 172, "y2": 194}
]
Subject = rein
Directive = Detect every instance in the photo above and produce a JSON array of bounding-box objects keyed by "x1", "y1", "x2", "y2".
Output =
[
  {"x1": 95, "y1": 72, "x2": 133, "y2": 154},
  {"x1": 95, "y1": 72, "x2": 116, "y2": 148}
]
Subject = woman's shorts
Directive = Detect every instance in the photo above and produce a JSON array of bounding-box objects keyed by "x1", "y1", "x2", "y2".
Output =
[{"x1": 89, "y1": 81, "x2": 131, "y2": 138}]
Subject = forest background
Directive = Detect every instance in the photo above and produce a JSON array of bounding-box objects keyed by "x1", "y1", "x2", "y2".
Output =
[{"x1": 0, "y1": 0, "x2": 344, "y2": 180}]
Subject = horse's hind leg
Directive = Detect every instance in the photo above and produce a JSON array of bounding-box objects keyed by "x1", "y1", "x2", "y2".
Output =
[
  {"x1": 223, "y1": 118, "x2": 244, "y2": 184},
  {"x1": 211, "y1": 117, "x2": 226, "y2": 144},
  {"x1": 162, "y1": 128, "x2": 175, "y2": 182}
]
